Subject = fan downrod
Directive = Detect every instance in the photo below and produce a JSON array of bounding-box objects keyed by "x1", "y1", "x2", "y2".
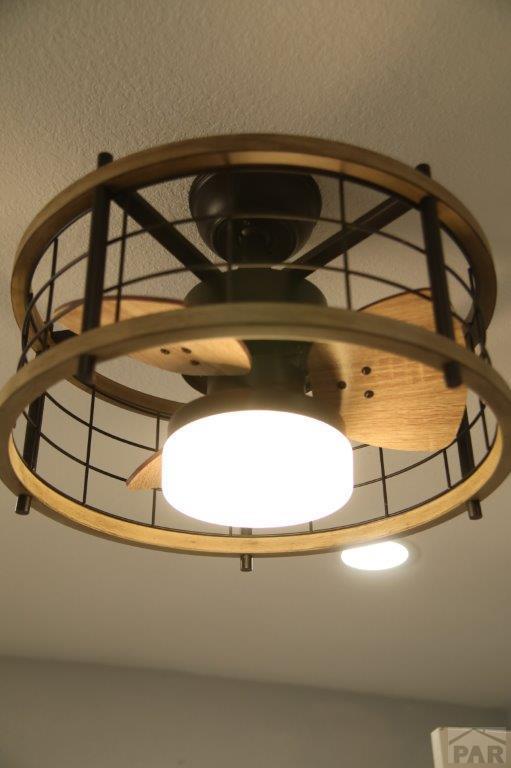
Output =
[{"x1": 184, "y1": 266, "x2": 326, "y2": 396}]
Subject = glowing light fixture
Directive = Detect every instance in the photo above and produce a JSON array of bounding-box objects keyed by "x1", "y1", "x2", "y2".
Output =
[
  {"x1": 340, "y1": 541, "x2": 409, "y2": 571},
  {"x1": 5, "y1": 134, "x2": 509, "y2": 566},
  {"x1": 161, "y1": 390, "x2": 353, "y2": 529}
]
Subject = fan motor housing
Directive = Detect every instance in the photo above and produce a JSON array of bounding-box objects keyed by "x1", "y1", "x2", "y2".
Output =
[
  {"x1": 185, "y1": 271, "x2": 326, "y2": 395},
  {"x1": 185, "y1": 267, "x2": 326, "y2": 306}
]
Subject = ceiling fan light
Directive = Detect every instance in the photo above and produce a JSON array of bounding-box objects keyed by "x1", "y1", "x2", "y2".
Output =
[
  {"x1": 340, "y1": 541, "x2": 409, "y2": 571},
  {"x1": 161, "y1": 390, "x2": 353, "y2": 529}
]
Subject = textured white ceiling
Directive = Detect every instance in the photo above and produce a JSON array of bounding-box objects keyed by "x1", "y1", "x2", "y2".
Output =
[{"x1": 1, "y1": 0, "x2": 511, "y2": 707}]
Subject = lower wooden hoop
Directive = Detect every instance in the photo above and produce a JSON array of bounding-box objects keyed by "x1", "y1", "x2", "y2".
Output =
[{"x1": 1, "y1": 303, "x2": 510, "y2": 556}]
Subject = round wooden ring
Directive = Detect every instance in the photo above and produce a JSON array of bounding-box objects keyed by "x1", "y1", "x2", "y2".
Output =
[
  {"x1": 1, "y1": 303, "x2": 510, "y2": 556},
  {"x1": 12, "y1": 134, "x2": 496, "y2": 338}
]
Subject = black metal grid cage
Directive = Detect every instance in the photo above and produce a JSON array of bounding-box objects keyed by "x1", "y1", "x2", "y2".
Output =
[{"x1": 6, "y1": 143, "x2": 501, "y2": 557}]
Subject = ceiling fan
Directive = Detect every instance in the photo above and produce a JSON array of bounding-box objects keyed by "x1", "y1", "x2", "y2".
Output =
[{"x1": 1, "y1": 135, "x2": 509, "y2": 569}]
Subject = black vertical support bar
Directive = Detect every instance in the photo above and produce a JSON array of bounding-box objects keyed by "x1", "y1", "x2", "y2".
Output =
[
  {"x1": 418, "y1": 166, "x2": 462, "y2": 388},
  {"x1": 338, "y1": 178, "x2": 352, "y2": 310},
  {"x1": 16, "y1": 236, "x2": 58, "y2": 513},
  {"x1": 15, "y1": 395, "x2": 45, "y2": 515},
  {"x1": 442, "y1": 449, "x2": 452, "y2": 489},
  {"x1": 464, "y1": 304, "x2": 491, "y2": 453},
  {"x1": 151, "y1": 415, "x2": 160, "y2": 526},
  {"x1": 225, "y1": 216, "x2": 234, "y2": 302},
  {"x1": 21, "y1": 292, "x2": 39, "y2": 364},
  {"x1": 82, "y1": 388, "x2": 96, "y2": 504},
  {"x1": 77, "y1": 152, "x2": 113, "y2": 385},
  {"x1": 114, "y1": 210, "x2": 128, "y2": 323},
  {"x1": 44, "y1": 238, "x2": 59, "y2": 331},
  {"x1": 379, "y1": 447, "x2": 389, "y2": 516},
  {"x1": 456, "y1": 277, "x2": 484, "y2": 519},
  {"x1": 480, "y1": 402, "x2": 491, "y2": 452},
  {"x1": 468, "y1": 267, "x2": 490, "y2": 363},
  {"x1": 457, "y1": 411, "x2": 482, "y2": 520}
]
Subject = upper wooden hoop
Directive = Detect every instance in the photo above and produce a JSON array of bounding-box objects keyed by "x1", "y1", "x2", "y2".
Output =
[
  {"x1": 12, "y1": 134, "x2": 496, "y2": 335},
  {"x1": 1, "y1": 303, "x2": 510, "y2": 556}
]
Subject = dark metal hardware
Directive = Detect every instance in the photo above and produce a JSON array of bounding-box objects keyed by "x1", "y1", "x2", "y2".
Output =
[
  {"x1": 51, "y1": 329, "x2": 76, "y2": 344},
  {"x1": 240, "y1": 554, "x2": 253, "y2": 572},
  {"x1": 240, "y1": 527, "x2": 253, "y2": 572}
]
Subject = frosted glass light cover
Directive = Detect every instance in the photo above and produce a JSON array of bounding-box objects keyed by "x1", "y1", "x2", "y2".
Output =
[
  {"x1": 162, "y1": 409, "x2": 353, "y2": 529},
  {"x1": 340, "y1": 541, "x2": 409, "y2": 571}
]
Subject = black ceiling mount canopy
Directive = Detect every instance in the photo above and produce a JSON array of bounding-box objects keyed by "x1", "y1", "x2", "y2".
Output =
[
  {"x1": 114, "y1": 189, "x2": 217, "y2": 281},
  {"x1": 187, "y1": 165, "x2": 419, "y2": 283},
  {"x1": 189, "y1": 169, "x2": 322, "y2": 264}
]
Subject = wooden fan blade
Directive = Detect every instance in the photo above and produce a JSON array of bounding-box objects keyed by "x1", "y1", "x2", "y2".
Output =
[
  {"x1": 308, "y1": 290, "x2": 467, "y2": 452},
  {"x1": 126, "y1": 450, "x2": 162, "y2": 490},
  {"x1": 55, "y1": 296, "x2": 251, "y2": 376}
]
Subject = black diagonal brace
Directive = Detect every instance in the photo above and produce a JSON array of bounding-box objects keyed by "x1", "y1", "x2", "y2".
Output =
[
  {"x1": 292, "y1": 196, "x2": 411, "y2": 278},
  {"x1": 114, "y1": 190, "x2": 217, "y2": 281}
]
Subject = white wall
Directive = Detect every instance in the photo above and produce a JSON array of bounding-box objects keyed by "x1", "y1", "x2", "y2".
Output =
[{"x1": 0, "y1": 657, "x2": 505, "y2": 768}]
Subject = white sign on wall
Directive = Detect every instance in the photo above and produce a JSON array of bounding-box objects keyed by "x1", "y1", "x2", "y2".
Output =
[{"x1": 432, "y1": 728, "x2": 511, "y2": 768}]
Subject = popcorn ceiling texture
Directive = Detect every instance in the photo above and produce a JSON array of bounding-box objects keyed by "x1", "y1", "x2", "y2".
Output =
[{"x1": 1, "y1": 0, "x2": 511, "y2": 707}]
